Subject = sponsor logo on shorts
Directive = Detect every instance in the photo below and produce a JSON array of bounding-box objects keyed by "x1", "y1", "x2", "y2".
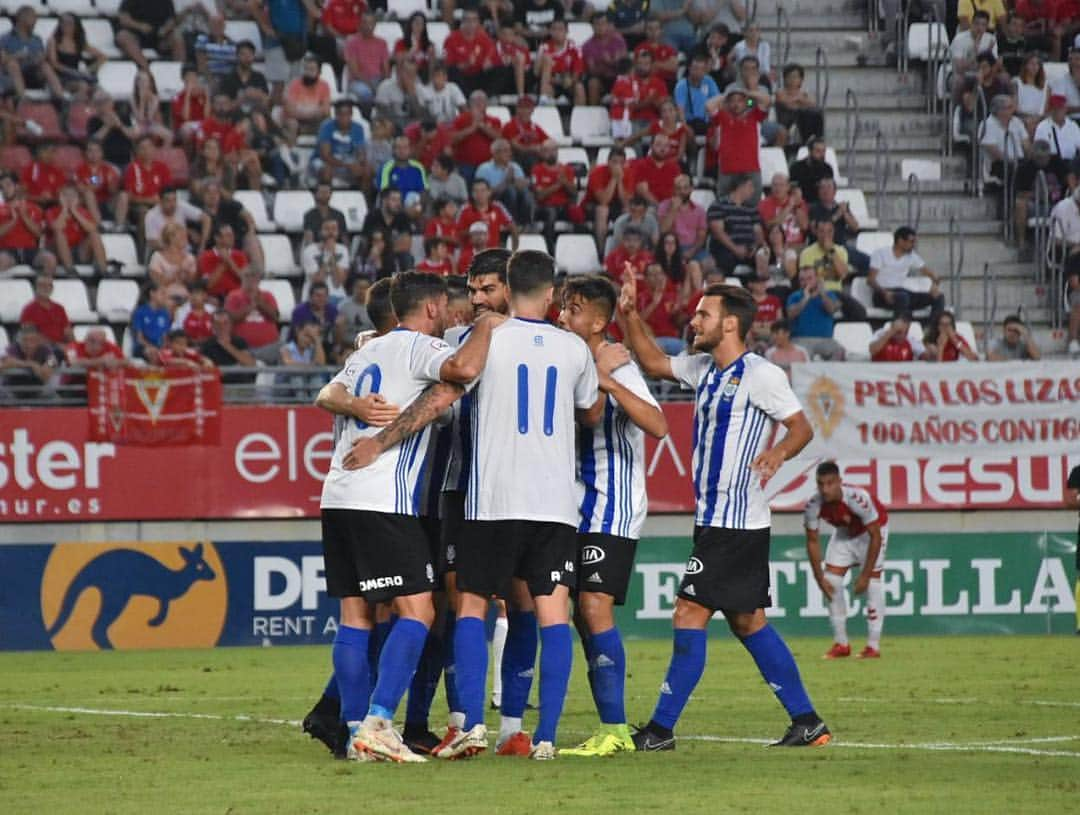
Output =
[
  {"x1": 683, "y1": 583, "x2": 696, "y2": 596},
  {"x1": 685, "y1": 557, "x2": 704, "y2": 575},
  {"x1": 587, "y1": 572, "x2": 603, "y2": 584},
  {"x1": 581, "y1": 545, "x2": 605, "y2": 565},
  {"x1": 564, "y1": 560, "x2": 575, "y2": 573},
  {"x1": 358, "y1": 575, "x2": 405, "y2": 592}
]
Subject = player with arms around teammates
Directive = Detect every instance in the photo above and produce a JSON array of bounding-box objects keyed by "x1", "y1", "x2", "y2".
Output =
[
  {"x1": 804, "y1": 461, "x2": 890, "y2": 659},
  {"x1": 617, "y1": 271, "x2": 832, "y2": 750},
  {"x1": 343, "y1": 251, "x2": 604, "y2": 759},
  {"x1": 318, "y1": 272, "x2": 503, "y2": 763},
  {"x1": 555, "y1": 276, "x2": 669, "y2": 757}
]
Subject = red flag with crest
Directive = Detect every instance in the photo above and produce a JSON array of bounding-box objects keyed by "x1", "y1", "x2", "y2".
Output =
[{"x1": 87, "y1": 367, "x2": 222, "y2": 445}]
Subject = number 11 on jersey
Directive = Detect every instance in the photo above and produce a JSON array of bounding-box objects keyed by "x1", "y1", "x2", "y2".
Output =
[{"x1": 516, "y1": 363, "x2": 558, "y2": 436}]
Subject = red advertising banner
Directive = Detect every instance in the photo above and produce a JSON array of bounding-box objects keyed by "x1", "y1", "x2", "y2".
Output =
[
  {"x1": 87, "y1": 367, "x2": 222, "y2": 446},
  {"x1": 0, "y1": 404, "x2": 1077, "y2": 522}
]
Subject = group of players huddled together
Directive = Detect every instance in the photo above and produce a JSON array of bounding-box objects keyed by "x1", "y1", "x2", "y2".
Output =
[{"x1": 300, "y1": 246, "x2": 891, "y2": 763}]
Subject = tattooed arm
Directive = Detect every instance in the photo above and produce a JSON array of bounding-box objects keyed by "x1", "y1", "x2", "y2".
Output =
[{"x1": 342, "y1": 382, "x2": 465, "y2": 469}]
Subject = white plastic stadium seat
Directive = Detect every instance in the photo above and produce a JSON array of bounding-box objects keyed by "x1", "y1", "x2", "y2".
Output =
[
  {"x1": 330, "y1": 191, "x2": 368, "y2": 232},
  {"x1": 273, "y1": 191, "x2": 316, "y2": 233},
  {"x1": 570, "y1": 106, "x2": 612, "y2": 147},
  {"x1": 0, "y1": 324, "x2": 8, "y2": 351},
  {"x1": 554, "y1": 234, "x2": 600, "y2": 276},
  {"x1": 758, "y1": 147, "x2": 789, "y2": 188},
  {"x1": 233, "y1": 191, "x2": 276, "y2": 232},
  {"x1": 374, "y1": 21, "x2": 402, "y2": 53},
  {"x1": 0, "y1": 279, "x2": 33, "y2": 322},
  {"x1": 149, "y1": 62, "x2": 184, "y2": 102},
  {"x1": 261, "y1": 280, "x2": 296, "y2": 323},
  {"x1": 1044, "y1": 62, "x2": 1069, "y2": 85},
  {"x1": 46, "y1": 0, "x2": 96, "y2": 15},
  {"x1": 596, "y1": 146, "x2": 635, "y2": 164},
  {"x1": 854, "y1": 230, "x2": 893, "y2": 255},
  {"x1": 956, "y1": 320, "x2": 979, "y2": 356},
  {"x1": 557, "y1": 146, "x2": 590, "y2": 176},
  {"x1": 97, "y1": 61, "x2": 139, "y2": 102},
  {"x1": 73, "y1": 324, "x2": 118, "y2": 344},
  {"x1": 906, "y1": 22, "x2": 949, "y2": 62},
  {"x1": 94, "y1": 0, "x2": 123, "y2": 13},
  {"x1": 849, "y1": 277, "x2": 892, "y2": 320},
  {"x1": 427, "y1": 22, "x2": 450, "y2": 56},
  {"x1": 83, "y1": 19, "x2": 121, "y2": 59},
  {"x1": 224, "y1": 20, "x2": 263, "y2": 56},
  {"x1": 907, "y1": 321, "x2": 923, "y2": 344},
  {"x1": 52, "y1": 279, "x2": 97, "y2": 322},
  {"x1": 567, "y1": 22, "x2": 592, "y2": 48},
  {"x1": 487, "y1": 105, "x2": 511, "y2": 127},
  {"x1": 102, "y1": 233, "x2": 144, "y2": 276},
  {"x1": 32, "y1": 17, "x2": 58, "y2": 44},
  {"x1": 832, "y1": 321, "x2": 873, "y2": 361},
  {"x1": 387, "y1": 0, "x2": 429, "y2": 18},
  {"x1": 0, "y1": 19, "x2": 9, "y2": 39},
  {"x1": 259, "y1": 234, "x2": 299, "y2": 278},
  {"x1": 900, "y1": 158, "x2": 942, "y2": 182},
  {"x1": 320, "y1": 62, "x2": 342, "y2": 101},
  {"x1": 690, "y1": 189, "x2": 716, "y2": 209},
  {"x1": 835, "y1": 188, "x2": 879, "y2": 230},
  {"x1": 530, "y1": 106, "x2": 571, "y2": 146},
  {"x1": 95, "y1": 279, "x2": 140, "y2": 323},
  {"x1": 508, "y1": 234, "x2": 549, "y2": 253}
]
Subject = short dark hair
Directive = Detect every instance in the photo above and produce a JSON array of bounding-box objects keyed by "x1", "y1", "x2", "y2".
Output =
[
  {"x1": 702, "y1": 283, "x2": 756, "y2": 337},
  {"x1": 771, "y1": 318, "x2": 790, "y2": 333},
  {"x1": 1003, "y1": 314, "x2": 1025, "y2": 328},
  {"x1": 236, "y1": 40, "x2": 256, "y2": 53},
  {"x1": 973, "y1": 10, "x2": 990, "y2": 22},
  {"x1": 423, "y1": 236, "x2": 445, "y2": 255},
  {"x1": 507, "y1": 250, "x2": 555, "y2": 297},
  {"x1": 816, "y1": 460, "x2": 840, "y2": 479},
  {"x1": 435, "y1": 155, "x2": 455, "y2": 173},
  {"x1": 389, "y1": 271, "x2": 448, "y2": 319},
  {"x1": 562, "y1": 275, "x2": 617, "y2": 322},
  {"x1": 468, "y1": 247, "x2": 511, "y2": 282},
  {"x1": 730, "y1": 173, "x2": 754, "y2": 191},
  {"x1": 783, "y1": 63, "x2": 805, "y2": 80},
  {"x1": 309, "y1": 281, "x2": 329, "y2": 295},
  {"x1": 807, "y1": 136, "x2": 826, "y2": 152},
  {"x1": 333, "y1": 98, "x2": 353, "y2": 111},
  {"x1": 976, "y1": 50, "x2": 996, "y2": 67},
  {"x1": 167, "y1": 328, "x2": 186, "y2": 341},
  {"x1": 366, "y1": 278, "x2": 396, "y2": 332},
  {"x1": 894, "y1": 226, "x2": 916, "y2": 242}
]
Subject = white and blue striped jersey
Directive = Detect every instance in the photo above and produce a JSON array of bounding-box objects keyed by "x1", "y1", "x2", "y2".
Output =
[
  {"x1": 439, "y1": 323, "x2": 473, "y2": 494},
  {"x1": 670, "y1": 351, "x2": 803, "y2": 530},
  {"x1": 320, "y1": 328, "x2": 455, "y2": 515},
  {"x1": 466, "y1": 317, "x2": 599, "y2": 526},
  {"x1": 576, "y1": 360, "x2": 657, "y2": 540}
]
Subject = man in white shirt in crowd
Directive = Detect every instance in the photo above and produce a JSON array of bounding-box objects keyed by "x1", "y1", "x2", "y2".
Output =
[
  {"x1": 867, "y1": 227, "x2": 946, "y2": 320},
  {"x1": 1034, "y1": 94, "x2": 1080, "y2": 160},
  {"x1": 950, "y1": 10, "x2": 997, "y2": 78},
  {"x1": 980, "y1": 94, "x2": 1029, "y2": 181},
  {"x1": 143, "y1": 187, "x2": 211, "y2": 253},
  {"x1": 302, "y1": 219, "x2": 351, "y2": 302},
  {"x1": 1050, "y1": 49, "x2": 1080, "y2": 120}
]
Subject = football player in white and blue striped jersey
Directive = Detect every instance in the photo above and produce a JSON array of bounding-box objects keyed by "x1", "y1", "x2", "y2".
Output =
[
  {"x1": 618, "y1": 274, "x2": 832, "y2": 751},
  {"x1": 555, "y1": 276, "x2": 669, "y2": 758}
]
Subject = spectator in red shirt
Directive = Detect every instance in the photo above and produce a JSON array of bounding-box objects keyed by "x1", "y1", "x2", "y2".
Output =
[
  {"x1": 457, "y1": 177, "x2": 517, "y2": 249},
  {"x1": 634, "y1": 18, "x2": 679, "y2": 83},
  {"x1": 74, "y1": 140, "x2": 122, "y2": 226},
  {"x1": 198, "y1": 223, "x2": 250, "y2": 300},
  {"x1": 118, "y1": 135, "x2": 171, "y2": 239},
  {"x1": 586, "y1": 146, "x2": 635, "y2": 251},
  {"x1": 417, "y1": 236, "x2": 454, "y2": 276},
  {"x1": 450, "y1": 90, "x2": 504, "y2": 180},
  {"x1": 195, "y1": 93, "x2": 241, "y2": 153},
  {"x1": 322, "y1": 0, "x2": 366, "y2": 41},
  {"x1": 610, "y1": 50, "x2": 669, "y2": 138},
  {"x1": 531, "y1": 139, "x2": 578, "y2": 250},
  {"x1": 758, "y1": 172, "x2": 809, "y2": 284},
  {"x1": 583, "y1": 12, "x2": 629, "y2": 104},
  {"x1": 492, "y1": 22, "x2": 530, "y2": 98},
  {"x1": 175, "y1": 279, "x2": 215, "y2": 343},
  {"x1": 225, "y1": 266, "x2": 281, "y2": 358},
  {"x1": 424, "y1": 196, "x2": 461, "y2": 248},
  {"x1": 393, "y1": 11, "x2": 436, "y2": 80},
  {"x1": 638, "y1": 261, "x2": 686, "y2": 354},
  {"x1": 344, "y1": 11, "x2": 390, "y2": 107},
  {"x1": 172, "y1": 63, "x2": 210, "y2": 141},
  {"x1": 645, "y1": 99, "x2": 690, "y2": 165},
  {"x1": 870, "y1": 313, "x2": 920, "y2": 362},
  {"x1": 159, "y1": 328, "x2": 214, "y2": 368},
  {"x1": 924, "y1": 312, "x2": 978, "y2": 362},
  {"x1": 706, "y1": 85, "x2": 769, "y2": 200},
  {"x1": 502, "y1": 95, "x2": 549, "y2": 171},
  {"x1": 47, "y1": 183, "x2": 107, "y2": 276},
  {"x1": 21, "y1": 145, "x2": 67, "y2": 207},
  {"x1": 443, "y1": 9, "x2": 497, "y2": 96},
  {"x1": 604, "y1": 224, "x2": 654, "y2": 284},
  {"x1": 455, "y1": 220, "x2": 490, "y2": 277},
  {"x1": 536, "y1": 19, "x2": 586, "y2": 106},
  {"x1": 66, "y1": 326, "x2": 124, "y2": 368},
  {"x1": 631, "y1": 133, "x2": 680, "y2": 205},
  {"x1": 0, "y1": 174, "x2": 55, "y2": 274},
  {"x1": 747, "y1": 276, "x2": 783, "y2": 351},
  {"x1": 19, "y1": 273, "x2": 72, "y2": 345}
]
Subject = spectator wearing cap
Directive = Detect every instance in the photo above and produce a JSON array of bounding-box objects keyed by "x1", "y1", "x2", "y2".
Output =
[
  {"x1": 610, "y1": 50, "x2": 669, "y2": 139},
  {"x1": 225, "y1": 266, "x2": 281, "y2": 361},
  {"x1": 310, "y1": 99, "x2": 368, "y2": 188},
  {"x1": 674, "y1": 55, "x2": 721, "y2": 136},
  {"x1": 867, "y1": 227, "x2": 946, "y2": 320},
  {"x1": 1, "y1": 324, "x2": 64, "y2": 401},
  {"x1": 0, "y1": 5, "x2": 66, "y2": 99},
  {"x1": 47, "y1": 184, "x2": 108, "y2": 278},
  {"x1": 535, "y1": 19, "x2": 586, "y2": 107},
  {"x1": 145, "y1": 188, "x2": 212, "y2": 254},
  {"x1": 988, "y1": 314, "x2": 1043, "y2": 360},
  {"x1": 502, "y1": 96, "x2": 549, "y2": 172},
  {"x1": 219, "y1": 40, "x2": 271, "y2": 113},
  {"x1": 377, "y1": 136, "x2": 428, "y2": 201},
  {"x1": 442, "y1": 9, "x2": 498, "y2": 97},
  {"x1": 785, "y1": 266, "x2": 845, "y2": 361},
  {"x1": 1035, "y1": 93, "x2": 1080, "y2": 159},
  {"x1": 0, "y1": 174, "x2": 55, "y2": 275},
  {"x1": 375, "y1": 58, "x2": 425, "y2": 130},
  {"x1": 869, "y1": 313, "x2": 923, "y2": 363},
  {"x1": 301, "y1": 220, "x2": 350, "y2": 302},
  {"x1": 131, "y1": 283, "x2": 174, "y2": 363},
  {"x1": 19, "y1": 274, "x2": 71, "y2": 346},
  {"x1": 302, "y1": 182, "x2": 348, "y2": 248},
  {"x1": 981, "y1": 94, "x2": 1030, "y2": 181},
  {"x1": 611, "y1": 196, "x2": 660, "y2": 253},
  {"x1": 583, "y1": 13, "x2": 629, "y2": 105},
  {"x1": 530, "y1": 140, "x2": 577, "y2": 251},
  {"x1": 284, "y1": 55, "x2": 333, "y2": 140},
  {"x1": 343, "y1": 12, "x2": 390, "y2": 110},
  {"x1": 456, "y1": 220, "x2": 491, "y2": 275},
  {"x1": 1015, "y1": 139, "x2": 1072, "y2": 258},
  {"x1": 457, "y1": 177, "x2": 517, "y2": 250},
  {"x1": 605, "y1": 225, "x2": 655, "y2": 285},
  {"x1": 476, "y1": 139, "x2": 533, "y2": 226},
  {"x1": 706, "y1": 85, "x2": 768, "y2": 200}
]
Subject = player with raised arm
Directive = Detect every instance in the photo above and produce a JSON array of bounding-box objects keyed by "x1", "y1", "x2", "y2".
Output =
[
  {"x1": 617, "y1": 269, "x2": 831, "y2": 750},
  {"x1": 555, "y1": 276, "x2": 669, "y2": 758},
  {"x1": 318, "y1": 272, "x2": 502, "y2": 763},
  {"x1": 804, "y1": 461, "x2": 889, "y2": 659}
]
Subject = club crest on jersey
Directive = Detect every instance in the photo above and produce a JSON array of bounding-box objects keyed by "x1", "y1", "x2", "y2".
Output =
[
  {"x1": 533, "y1": 335, "x2": 544, "y2": 346},
  {"x1": 685, "y1": 557, "x2": 704, "y2": 575},
  {"x1": 581, "y1": 545, "x2": 606, "y2": 565},
  {"x1": 721, "y1": 376, "x2": 740, "y2": 400}
]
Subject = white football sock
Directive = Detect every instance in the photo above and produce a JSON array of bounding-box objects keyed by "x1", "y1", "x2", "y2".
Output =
[
  {"x1": 498, "y1": 716, "x2": 523, "y2": 743},
  {"x1": 491, "y1": 615, "x2": 508, "y2": 700},
  {"x1": 825, "y1": 571, "x2": 848, "y2": 646},
  {"x1": 866, "y1": 578, "x2": 885, "y2": 650},
  {"x1": 448, "y1": 711, "x2": 465, "y2": 730}
]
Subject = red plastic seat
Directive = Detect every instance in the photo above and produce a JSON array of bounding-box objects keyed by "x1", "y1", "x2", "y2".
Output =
[
  {"x1": 52, "y1": 145, "x2": 83, "y2": 179},
  {"x1": 16, "y1": 100, "x2": 64, "y2": 142},
  {"x1": 0, "y1": 145, "x2": 34, "y2": 176}
]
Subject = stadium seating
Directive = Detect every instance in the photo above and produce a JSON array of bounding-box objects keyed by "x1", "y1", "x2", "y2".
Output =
[
  {"x1": 855, "y1": 231, "x2": 894, "y2": 256},
  {"x1": 374, "y1": 21, "x2": 403, "y2": 53},
  {"x1": 427, "y1": 22, "x2": 450, "y2": 55},
  {"x1": 956, "y1": 320, "x2": 978, "y2": 355},
  {"x1": 555, "y1": 234, "x2": 600, "y2": 275},
  {"x1": 570, "y1": 107, "x2": 612, "y2": 147},
  {"x1": 101, "y1": 234, "x2": 144, "y2": 277},
  {"x1": 52, "y1": 279, "x2": 97, "y2": 323},
  {"x1": 149, "y1": 62, "x2": 184, "y2": 102},
  {"x1": 691, "y1": 189, "x2": 716, "y2": 209},
  {"x1": 0, "y1": 280, "x2": 33, "y2": 322},
  {"x1": 94, "y1": 0, "x2": 123, "y2": 15},
  {"x1": 17, "y1": 100, "x2": 64, "y2": 143},
  {"x1": 387, "y1": 0, "x2": 430, "y2": 19},
  {"x1": 95, "y1": 279, "x2": 140, "y2": 323},
  {"x1": 262, "y1": 279, "x2": 296, "y2": 323},
  {"x1": 567, "y1": 22, "x2": 592, "y2": 48},
  {"x1": 0, "y1": 145, "x2": 32, "y2": 175},
  {"x1": 833, "y1": 321, "x2": 873, "y2": 361},
  {"x1": 487, "y1": 106, "x2": 511, "y2": 127},
  {"x1": 557, "y1": 147, "x2": 590, "y2": 178},
  {"x1": 759, "y1": 148, "x2": 789, "y2": 186},
  {"x1": 794, "y1": 145, "x2": 848, "y2": 187},
  {"x1": 234, "y1": 191, "x2": 276, "y2": 233},
  {"x1": 596, "y1": 146, "x2": 635, "y2": 163},
  {"x1": 508, "y1": 234, "x2": 549, "y2": 253},
  {"x1": 46, "y1": 0, "x2": 97, "y2": 15},
  {"x1": 259, "y1": 234, "x2": 300, "y2": 278},
  {"x1": 223, "y1": 20, "x2": 263, "y2": 55},
  {"x1": 0, "y1": 324, "x2": 8, "y2": 351},
  {"x1": 272, "y1": 191, "x2": 316, "y2": 234},
  {"x1": 32, "y1": 17, "x2": 58, "y2": 43},
  {"x1": 83, "y1": 19, "x2": 121, "y2": 59},
  {"x1": 836, "y1": 188, "x2": 879, "y2": 230},
  {"x1": 97, "y1": 61, "x2": 139, "y2": 102},
  {"x1": 531, "y1": 106, "x2": 571, "y2": 146},
  {"x1": 849, "y1": 277, "x2": 892, "y2": 320},
  {"x1": 900, "y1": 158, "x2": 942, "y2": 182},
  {"x1": 330, "y1": 191, "x2": 369, "y2": 232},
  {"x1": 906, "y1": 22, "x2": 950, "y2": 62}
]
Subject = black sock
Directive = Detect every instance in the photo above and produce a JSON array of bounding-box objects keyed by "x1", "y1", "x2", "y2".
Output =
[
  {"x1": 646, "y1": 719, "x2": 674, "y2": 740},
  {"x1": 313, "y1": 693, "x2": 340, "y2": 718},
  {"x1": 403, "y1": 721, "x2": 430, "y2": 738},
  {"x1": 793, "y1": 712, "x2": 820, "y2": 727}
]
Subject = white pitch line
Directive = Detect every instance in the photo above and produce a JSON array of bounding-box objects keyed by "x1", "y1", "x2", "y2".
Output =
[
  {"x1": 8, "y1": 704, "x2": 1080, "y2": 759},
  {"x1": 838, "y1": 696, "x2": 1080, "y2": 709}
]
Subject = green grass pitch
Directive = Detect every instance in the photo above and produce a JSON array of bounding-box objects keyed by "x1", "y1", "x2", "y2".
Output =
[{"x1": 1, "y1": 636, "x2": 1077, "y2": 814}]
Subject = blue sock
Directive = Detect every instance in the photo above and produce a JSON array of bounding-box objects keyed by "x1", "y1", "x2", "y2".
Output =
[
  {"x1": 404, "y1": 628, "x2": 443, "y2": 730},
  {"x1": 368, "y1": 616, "x2": 396, "y2": 689},
  {"x1": 500, "y1": 611, "x2": 537, "y2": 718},
  {"x1": 332, "y1": 625, "x2": 370, "y2": 723},
  {"x1": 323, "y1": 673, "x2": 340, "y2": 702},
  {"x1": 368, "y1": 618, "x2": 429, "y2": 721},
  {"x1": 453, "y1": 616, "x2": 487, "y2": 729},
  {"x1": 534, "y1": 623, "x2": 572, "y2": 745},
  {"x1": 651, "y1": 628, "x2": 707, "y2": 731},
  {"x1": 442, "y1": 613, "x2": 460, "y2": 714},
  {"x1": 741, "y1": 624, "x2": 814, "y2": 720},
  {"x1": 588, "y1": 627, "x2": 626, "y2": 725}
]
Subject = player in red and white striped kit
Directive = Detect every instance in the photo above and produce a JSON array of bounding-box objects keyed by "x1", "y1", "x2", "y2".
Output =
[{"x1": 803, "y1": 461, "x2": 889, "y2": 659}]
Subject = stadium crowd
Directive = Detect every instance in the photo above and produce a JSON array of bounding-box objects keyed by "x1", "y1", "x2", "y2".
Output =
[{"x1": 0, "y1": 0, "x2": 1058, "y2": 401}]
